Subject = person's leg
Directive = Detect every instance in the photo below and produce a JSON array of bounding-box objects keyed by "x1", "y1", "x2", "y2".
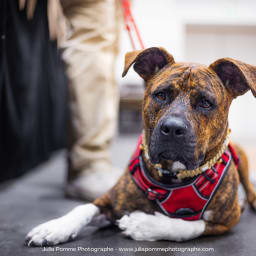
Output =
[{"x1": 61, "y1": 0, "x2": 122, "y2": 201}]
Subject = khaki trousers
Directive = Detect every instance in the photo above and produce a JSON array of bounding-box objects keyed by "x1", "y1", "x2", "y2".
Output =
[{"x1": 60, "y1": 0, "x2": 121, "y2": 179}]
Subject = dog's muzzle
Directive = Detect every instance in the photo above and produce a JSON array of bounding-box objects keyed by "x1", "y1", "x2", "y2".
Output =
[{"x1": 149, "y1": 116, "x2": 198, "y2": 169}]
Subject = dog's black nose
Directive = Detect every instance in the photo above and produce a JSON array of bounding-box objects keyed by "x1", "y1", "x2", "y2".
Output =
[{"x1": 160, "y1": 118, "x2": 187, "y2": 138}]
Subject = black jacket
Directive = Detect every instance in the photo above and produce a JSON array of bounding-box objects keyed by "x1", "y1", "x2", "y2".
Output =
[{"x1": 0, "y1": 0, "x2": 68, "y2": 182}]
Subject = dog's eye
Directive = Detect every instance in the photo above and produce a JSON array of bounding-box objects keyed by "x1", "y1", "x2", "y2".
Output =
[
  {"x1": 198, "y1": 98, "x2": 212, "y2": 109},
  {"x1": 155, "y1": 92, "x2": 167, "y2": 102}
]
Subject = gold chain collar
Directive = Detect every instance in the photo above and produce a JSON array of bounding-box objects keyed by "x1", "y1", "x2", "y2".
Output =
[{"x1": 140, "y1": 129, "x2": 231, "y2": 180}]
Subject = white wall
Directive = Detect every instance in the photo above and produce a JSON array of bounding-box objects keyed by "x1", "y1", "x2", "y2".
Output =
[{"x1": 117, "y1": 0, "x2": 256, "y2": 143}]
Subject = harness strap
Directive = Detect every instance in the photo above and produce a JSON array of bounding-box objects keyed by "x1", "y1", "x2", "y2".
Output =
[
  {"x1": 129, "y1": 138, "x2": 239, "y2": 206},
  {"x1": 228, "y1": 143, "x2": 240, "y2": 168},
  {"x1": 132, "y1": 159, "x2": 167, "y2": 201}
]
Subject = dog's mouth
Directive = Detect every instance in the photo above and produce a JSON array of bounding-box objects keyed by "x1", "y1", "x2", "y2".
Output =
[
  {"x1": 159, "y1": 151, "x2": 177, "y2": 161},
  {"x1": 148, "y1": 127, "x2": 204, "y2": 172},
  {"x1": 151, "y1": 148, "x2": 204, "y2": 171}
]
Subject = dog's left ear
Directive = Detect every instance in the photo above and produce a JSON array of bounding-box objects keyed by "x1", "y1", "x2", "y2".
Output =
[
  {"x1": 210, "y1": 58, "x2": 256, "y2": 98},
  {"x1": 122, "y1": 47, "x2": 175, "y2": 81}
]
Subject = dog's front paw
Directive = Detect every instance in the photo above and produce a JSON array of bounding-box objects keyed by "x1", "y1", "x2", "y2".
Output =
[
  {"x1": 25, "y1": 204, "x2": 99, "y2": 247},
  {"x1": 25, "y1": 218, "x2": 79, "y2": 247},
  {"x1": 118, "y1": 211, "x2": 164, "y2": 241},
  {"x1": 118, "y1": 211, "x2": 205, "y2": 242}
]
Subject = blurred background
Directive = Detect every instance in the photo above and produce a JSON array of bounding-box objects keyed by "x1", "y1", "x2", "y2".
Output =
[{"x1": 1, "y1": 0, "x2": 256, "y2": 183}]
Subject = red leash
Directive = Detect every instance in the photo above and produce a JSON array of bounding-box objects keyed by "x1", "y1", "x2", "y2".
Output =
[{"x1": 121, "y1": 0, "x2": 145, "y2": 50}]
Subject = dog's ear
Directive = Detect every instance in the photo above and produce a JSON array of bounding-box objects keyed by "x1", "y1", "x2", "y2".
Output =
[
  {"x1": 122, "y1": 47, "x2": 175, "y2": 81},
  {"x1": 210, "y1": 58, "x2": 256, "y2": 98}
]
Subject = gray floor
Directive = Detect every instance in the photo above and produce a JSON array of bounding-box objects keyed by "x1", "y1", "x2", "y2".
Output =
[{"x1": 1, "y1": 135, "x2": 256, "y2": 256}]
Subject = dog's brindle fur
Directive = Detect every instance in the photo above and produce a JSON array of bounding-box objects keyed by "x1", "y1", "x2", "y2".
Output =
[{"x1": 94, "y1": 47, "x2": 256, "y2": 236}]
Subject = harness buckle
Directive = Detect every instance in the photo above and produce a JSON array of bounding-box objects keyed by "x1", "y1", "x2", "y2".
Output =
[{"x1": 145, "y1": 188, "x2": 160, "y2": 200}]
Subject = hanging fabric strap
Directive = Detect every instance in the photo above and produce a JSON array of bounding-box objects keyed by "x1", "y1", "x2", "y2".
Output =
[{"x1": 121, "y1": 0, "x2": 145, "y2": 50}]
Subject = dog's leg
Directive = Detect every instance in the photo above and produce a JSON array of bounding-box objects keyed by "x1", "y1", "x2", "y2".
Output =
[
  {"x1": 203, "y1": 222, "x2": 229, "y2": 235},
  {"x1": 118, "y1": 211, "x2": 205, "y2": 242},
  {"x1": 25, "y1": 203, "x2": 99, "y2": 247},
  {"x1": 233, "y1": 144, "x2": 256, "y2": 210}
]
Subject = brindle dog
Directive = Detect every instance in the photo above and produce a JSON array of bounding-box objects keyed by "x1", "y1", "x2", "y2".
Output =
[{"x1": 26, "y1": 47, "x2": 256, "y2": 245}]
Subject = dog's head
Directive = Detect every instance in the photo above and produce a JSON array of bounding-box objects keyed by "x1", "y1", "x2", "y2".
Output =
[{"x1": 123, "y1": 47, "x2": 256, "y2": 171}]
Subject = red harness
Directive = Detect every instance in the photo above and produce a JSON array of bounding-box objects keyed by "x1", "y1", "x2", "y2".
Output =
[{"x1": 129, "y1": 135, "x2": 239, "y2": 221}]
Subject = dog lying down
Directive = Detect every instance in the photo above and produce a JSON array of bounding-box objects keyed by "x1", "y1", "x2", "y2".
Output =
[{"x1": 25, "y1": 47, "x2": 256, "y2": 246}]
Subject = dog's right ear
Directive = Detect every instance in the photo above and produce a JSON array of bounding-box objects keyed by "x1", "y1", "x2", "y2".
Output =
[
  {"x1": 210, "y1": 58, "x2": 256, "y2": 98},
  {"x1": 122, "y1": 47, "x2": 175, "y2": 81}
]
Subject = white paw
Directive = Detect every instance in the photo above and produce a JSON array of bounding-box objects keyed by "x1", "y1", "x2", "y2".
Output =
[
  {"x1": 118, "y1": 211, "x2": 166, "y2": 241},
  {"x1": 25, "y1": 217, "x2": 79, "y2": 246},
  {"x1": 117, "y1": 212, "x2": 154, "y2": 241},
  {"x1": 25, "y1": 204, "x2": 99, "y2": 247},
  {"x1": 117, "y1": 211, "x2": 205, "y2": 242}
]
